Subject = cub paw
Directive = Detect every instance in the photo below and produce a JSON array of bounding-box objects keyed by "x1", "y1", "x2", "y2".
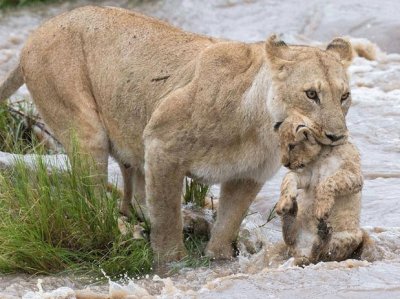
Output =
[
  {"x1": 315, "y1": 204, "x2": 330, "y2": 221},
  {"x1": 205, "y1": 242, "x2": 235, "y2": 260},
  {"x1": 294, "y1": 256, "x2": 311, "y2": 267},
  {"x1": 276, "y1": 193, "x2": 297, "y2": 216}
]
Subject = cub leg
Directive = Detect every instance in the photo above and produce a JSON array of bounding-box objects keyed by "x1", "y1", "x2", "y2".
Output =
[
  {"x1": 309, "y1": 219, "x2": 333, "y2": 263},
  {"x1": 315, "y1": 169, "x2": 363, "y2": 220},
  {"x1": 144, "y1": 146, "x2": 186, "y2": 264},
  {"x1": 206, "y1": 179, "x2": 262, "y2": 259},
  {"x1": 281, "y1": 198, "x2": 299, "y2": 248},
  {"x1": 277, "y1": 172, "x2": 309, "y2": 215},
  {"x1": 321, "y1": 229, "x2": 364, "y2": 262},
  {"x1": 276, "y1": 172, "x2": 299, "y2": 215}
]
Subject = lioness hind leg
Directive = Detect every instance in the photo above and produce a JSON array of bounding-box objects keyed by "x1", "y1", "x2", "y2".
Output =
[
  {"x1": 206, "y1": 179, "x2": 262, "y2": 259},
  {"x1": 23, "y1": 36, "x2": 110, "y2": 187},
  {"x1": 53, "y1": 120, "x2": 109, "y2": 187},
  {"x1": 34, "y1": 97, "x2": 109, "y2": 188},
  {"x1": 29, "y1": 101, "x2": 109, "y2": 189},
  {"x1": 117, "y1": 162, "x2": 134, "y2": 218},
  {"x1": 116, "y1": 161, "x2": 148, "y2": 220},
  {"x1": 132, "y1": 168, "x2": 148, "y2": 220}
]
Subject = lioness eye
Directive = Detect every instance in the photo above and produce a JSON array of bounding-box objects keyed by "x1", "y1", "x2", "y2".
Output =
[
  {"x1": 289, "y1": 144, "x2": 296, "y2": 150},
  {"x1": 341, "y1": 92, "x2": 350, "y2": 103},
  {"x1": 305, "y1": 90, "x2": 320, "y2": 104}
]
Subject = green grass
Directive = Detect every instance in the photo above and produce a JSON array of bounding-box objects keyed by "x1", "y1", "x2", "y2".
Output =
[
  {"x1": 169, "y1": 234, "x2": 210, "y2": 274},
  {"x1": 0, "y1": 0, "x2": 60, "y2": 8},
  {"x1": 258, "y1": 203, "x2": 277, "y2": 228},
  {"x1": 0, "y1": 101, "x2": 211, "y2": 278},
  {"x1": 0, "y1": 154, "x2": 211, "y2": 278},
  {"x1": 0, "y1": 153, "x2": 153, "y2": 278},
  {"x1": 183, "y1": 177, "x2": 210, "y2": 208}
]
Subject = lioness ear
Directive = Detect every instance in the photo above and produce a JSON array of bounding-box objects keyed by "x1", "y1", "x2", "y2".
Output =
[
  {"x1": 326, "y1": 38, "x2": 353, "y2": 66},
  {"x1": 265, "y1": 34, "x2": 288, "y2": 57},
  {"x1": 265, "y1": 35, "x2": 292, "y2": 78}
]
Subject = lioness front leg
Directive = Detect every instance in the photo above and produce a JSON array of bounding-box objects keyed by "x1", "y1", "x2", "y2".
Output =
[
  {"x1": 315, "y1": 169, "x2": 363, "y2": 220},
  {"x1": 144, "y1": 145, "x2": 187, "y2": 264},
  {"x1": 205, "y1": 179, "x2": 262, "y2": 259}
]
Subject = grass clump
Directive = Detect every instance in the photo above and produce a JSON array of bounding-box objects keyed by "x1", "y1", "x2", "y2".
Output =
[
  {"x1": 183, "y1": 177, "x2": 210, "y2": 208},
  {"x1": 0, "y1": 101, "x2": 211, "y2": 278},
  {"x1": 0, "y1": 147, "x2": 211, "y2": 278},
  {"x1": 169, "y1": 234, "x2": 210, "y2": 274},
  {"x1": 0, "y1": 0, "x2": 60, "y2": 8},
  {"x1": 0, "y1": 152, "x2": 152, "y2": 278}
]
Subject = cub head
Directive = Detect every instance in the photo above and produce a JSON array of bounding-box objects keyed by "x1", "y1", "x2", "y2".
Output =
[
  {"x1": 265, "y1": 35, "x2": 353, "y2": 146},
  {"x1": 277, "y1": 114, "x2": 322, "y2": 171}
]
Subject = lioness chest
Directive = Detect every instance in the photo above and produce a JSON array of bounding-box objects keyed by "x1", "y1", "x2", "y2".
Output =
[{"x1": 189, "y1": 135, "x2": 281, "y2": 184}]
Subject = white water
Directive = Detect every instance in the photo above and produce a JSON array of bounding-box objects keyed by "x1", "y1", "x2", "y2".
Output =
[{"x1": 0, "y1": 1, "x2": 399, "y2": 298}]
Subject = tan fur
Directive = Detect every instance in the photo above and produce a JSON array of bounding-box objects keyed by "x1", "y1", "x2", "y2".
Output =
[
  {"x1": 0, "y1": 6, "x2": 354, "y2": 263},
  {"x1": 276, "y1": 114, "x2": 364, "y2": 265}
]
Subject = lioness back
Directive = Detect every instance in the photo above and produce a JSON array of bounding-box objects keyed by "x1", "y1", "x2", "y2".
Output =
[{"x1": 21, "y1": 6, "x2": 218, "y2": 166}]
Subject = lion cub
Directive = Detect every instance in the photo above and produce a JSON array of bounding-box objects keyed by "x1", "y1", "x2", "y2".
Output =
[{"x1": 275, "y1": 114, "x2": 365, "y2": 265}]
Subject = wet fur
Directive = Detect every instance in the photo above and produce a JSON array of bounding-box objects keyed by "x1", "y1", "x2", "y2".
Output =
[{"x1": 276, "y1": 114, "x2": 365, "y2": 265}]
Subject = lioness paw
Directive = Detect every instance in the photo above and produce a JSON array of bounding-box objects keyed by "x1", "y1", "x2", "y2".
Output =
[{"x1": 205, "y1": 242, "x2": 235, "y2": 260}]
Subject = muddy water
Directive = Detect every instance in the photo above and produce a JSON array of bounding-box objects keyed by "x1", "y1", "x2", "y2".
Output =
[{"x1": 0, "y1": 0, "x2": 400, "y2": 298}]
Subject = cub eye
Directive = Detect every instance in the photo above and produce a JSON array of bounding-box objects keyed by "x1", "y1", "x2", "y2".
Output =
[
  {"x1": 305, "y1": 90, "x2": 320, "y2": 104},
  {"x1": 341, "y1": 92, "x2": 350, "y2": 103},
  {"x1": 289, "y1": 144, "x2": 296, "y2": 150}
]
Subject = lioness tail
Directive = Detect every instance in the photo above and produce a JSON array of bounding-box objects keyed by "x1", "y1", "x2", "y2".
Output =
[{"x1": 0, "y1": 63, "x2": 24, "y2": 102}]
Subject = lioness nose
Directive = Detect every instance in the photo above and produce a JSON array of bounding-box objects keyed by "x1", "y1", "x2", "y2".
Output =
[{"x1": 325, "y1": 133, "x2": 344, "y2": 142}]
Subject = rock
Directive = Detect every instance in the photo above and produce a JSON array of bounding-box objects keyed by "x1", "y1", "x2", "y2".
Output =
[{"x1": 182, "y1": 206, "x2": 214, "y2": 237}]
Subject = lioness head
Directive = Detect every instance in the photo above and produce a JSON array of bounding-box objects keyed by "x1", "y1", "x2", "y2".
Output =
[
  {"x1": 266, "y1": 35, "x2": 353, "y2": 145},
  {"x1": 278, "y1": 113, "x2": 322, "y2": 171}
]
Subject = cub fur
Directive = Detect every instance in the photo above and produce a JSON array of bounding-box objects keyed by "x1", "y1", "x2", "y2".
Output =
[{"x1": 276, "y1": 113, "x2": 365, "y2": 265}]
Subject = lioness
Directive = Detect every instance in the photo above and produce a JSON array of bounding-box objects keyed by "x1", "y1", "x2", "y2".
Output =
[
  {"x1": 0, "y1": 6, "x2": 353, "y2": 263},
  {"x1": 276, "y1": 114, "x2": 365, "y2": 265}
]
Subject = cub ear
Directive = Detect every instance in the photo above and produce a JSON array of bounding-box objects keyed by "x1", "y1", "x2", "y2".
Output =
[
  {"x1": 295, "y1": 125, "x2": 316, "y2": 144},
  {"x1": 326, "y1": 38, "x2": 353, "y2": 66}
]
